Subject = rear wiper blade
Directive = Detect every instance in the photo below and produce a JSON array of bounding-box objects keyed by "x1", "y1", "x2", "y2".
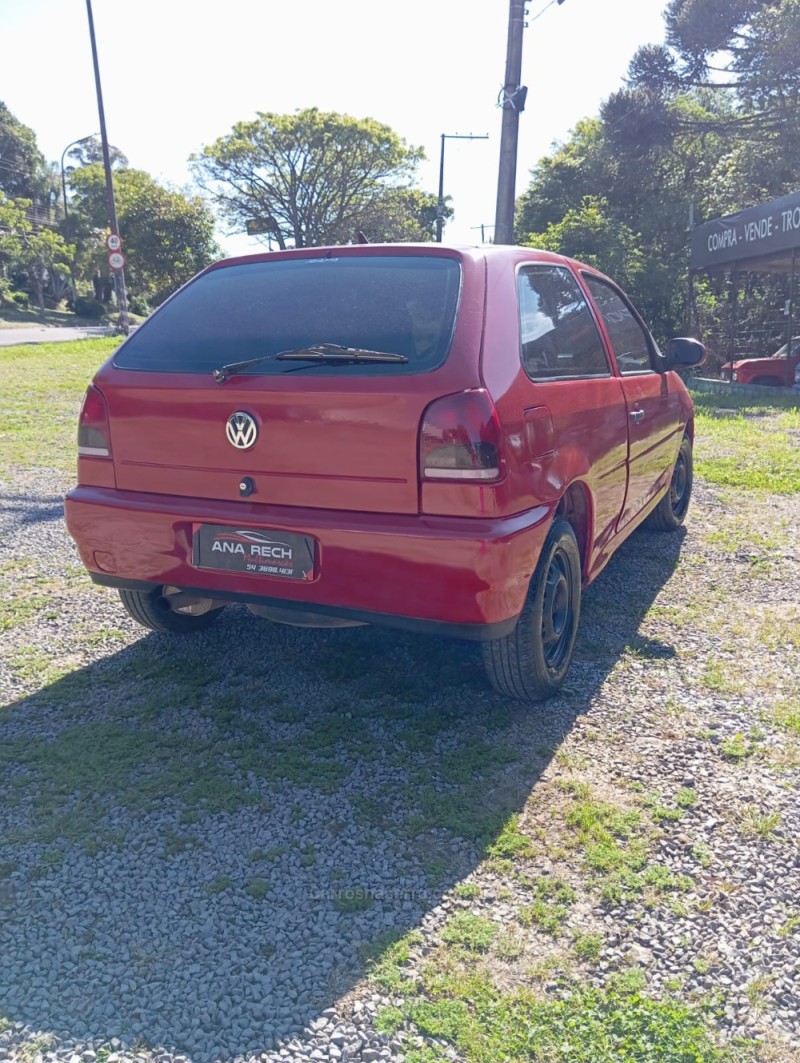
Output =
[
  {"x1": 277, "y1": 343, "x2": 409, "y2": 364},
  {"x1": 213, "y1": 343, "x2": 408, "y2": 383}
]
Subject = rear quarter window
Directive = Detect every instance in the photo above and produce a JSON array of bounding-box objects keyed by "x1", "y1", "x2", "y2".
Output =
[
  {"x1": 114, "y1": 255, "x2": 462, "y2": 376},
  {"x1": 517, "y1": 265, "x2": 611, "y2": 381}
]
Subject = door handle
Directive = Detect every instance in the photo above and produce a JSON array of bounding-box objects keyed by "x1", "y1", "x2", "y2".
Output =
[{"x1": 629, "y1": 409, "x2": 645, "y2": 423}]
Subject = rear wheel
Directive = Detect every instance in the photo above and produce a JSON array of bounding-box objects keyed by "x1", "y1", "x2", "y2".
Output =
[
  {"x1": 751, "y1": 376, "x2": 781, "y2": 387},
  {"x1": 118, "y1": 586, "x2": 224, "y2": 633},
  {"x1": 645, "y1": 435, "x2": 693, "y2": 532},
  {"x1": 482, "y1": 519, "x2": 581, "y2": 702}
]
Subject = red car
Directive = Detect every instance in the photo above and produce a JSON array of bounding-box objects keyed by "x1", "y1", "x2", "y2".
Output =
[
  {"x1": 721, "y1": 338, "x2": 800, "y2": 387},
  {"x1": 65, "y1": 245, "x2": 704, "y2": 701}
]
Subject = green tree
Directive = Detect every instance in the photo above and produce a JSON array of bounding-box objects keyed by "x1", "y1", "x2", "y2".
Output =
[
  {"x1": 355, "y1": 187, "x2": 451, "y2": 242},
  {"x1": 191, "y1": 108, "x2": 427, "y2": 249},
  {"x1": 516, "y1": 119, "x2": 610, "y2": 237},
  {"x1": 523, "y1": 196, "x2": 646, "y2": 289},
  {"x1": 0, "y1": 101, "x2": 47, "y2": 201},
  {"x1": 69, "y1": 165, "x2": 220, "y2": 309},
  {"x1": 514, "y1": 1, "x2": 800, "y2": 343},
  {"x1": 64, "y1": 136, "x2": 128, "y2": 170},
  {"x1": 0, "y1": 192, "x2": 72, "y2": 316},
  {"x1": 620, "y1": 0, "x2": 800, "y2": 210},
  {"x1": 0, "y1": 103, "x2": 62, "y2": 309},
  {"x1": 516, "y1": 94, "x2": 728, "y2": 338},
  {"x1": 610, "y1": 0, "x2": 800, "y2": 350}
]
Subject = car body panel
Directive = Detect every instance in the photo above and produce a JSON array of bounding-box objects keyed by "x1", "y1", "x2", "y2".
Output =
[
  {"x1": 101, "y1": 373, "x2": 458, "y2": 515},
  {"x1": 616, "y1": 371, "x2": 686, "y2": 532},
  {"x1": 478, "y1": 251, "x2": 629, "y2": 578},
  {"x1": 65, "y1": 484, "x2": 553, "y2": 633},
  {"x1": 65, "y1": 243, "x2": 698, "y2": 637},
  {"x1": 721, "y1": 338, "x2": 800, "y2": 386}
]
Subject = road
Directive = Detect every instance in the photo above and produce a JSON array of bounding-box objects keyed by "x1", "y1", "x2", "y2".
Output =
[{"x1": 0, "y1": 325, "x2": 116, "y2": 347}]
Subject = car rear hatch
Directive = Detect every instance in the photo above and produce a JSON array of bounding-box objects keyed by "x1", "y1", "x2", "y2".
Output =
[{"x1": 97, "y1": 248, "x2": 481, "y2": 516}]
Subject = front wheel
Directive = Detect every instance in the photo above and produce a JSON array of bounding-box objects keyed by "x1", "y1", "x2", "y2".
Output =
[
  {"x1": 482, "y1": 519, "x2": 581, "y2": 702},
  {"x1": 645, "y1": 435, "x2": 693, "y2": 532},
  {"x1": 118, "y1": 587, "x2": 224, "y2": 633}
]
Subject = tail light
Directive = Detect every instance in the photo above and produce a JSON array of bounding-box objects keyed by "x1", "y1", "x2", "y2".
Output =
[
  {"x1": 77, "y1": 385, "x2": 112, "y2": 457},
  {"x1": 419, "y1": 389, "x2": 504, "y2": 482}
]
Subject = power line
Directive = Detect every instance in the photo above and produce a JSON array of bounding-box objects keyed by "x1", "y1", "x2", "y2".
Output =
[{"x1": 0, "y1": 159, "x2": 39, "y2": 177}]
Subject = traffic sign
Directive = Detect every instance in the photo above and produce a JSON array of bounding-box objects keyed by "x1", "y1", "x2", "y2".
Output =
[
  {"x1": 108, "y1": 250, "x2": 126, "y2": 270},
  {"x1": 107, "y1": 233, "x2": 122, "y2": 252}
]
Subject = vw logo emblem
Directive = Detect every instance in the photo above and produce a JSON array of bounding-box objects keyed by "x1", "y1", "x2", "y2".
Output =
[{"x1": 226, "y1": 411, "x2": 258, "y2": 450}]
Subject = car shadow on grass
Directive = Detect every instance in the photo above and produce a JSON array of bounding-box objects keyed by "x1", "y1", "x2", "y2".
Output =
[{"x1": 0, "y1": 526, "x2": 685, "y2": 1061}]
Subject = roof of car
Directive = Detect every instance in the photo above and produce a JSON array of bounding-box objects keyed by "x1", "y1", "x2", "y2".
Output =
[{"x1": 207, "y1": 242, "x2": 601, "y2": 278}]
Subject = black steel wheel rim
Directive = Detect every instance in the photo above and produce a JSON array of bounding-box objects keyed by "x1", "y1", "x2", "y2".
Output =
[
  {"x1": 540, "y1": 549, "x2": 574, "y2": 671},
  {"x1": 670, "y1": 451, "x2": 689, "y2": 518}
]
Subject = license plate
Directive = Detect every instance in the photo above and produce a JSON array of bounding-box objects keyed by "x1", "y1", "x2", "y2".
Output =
[{"x1": 192, "y1": 524, "x2": 315, "y2": 580}]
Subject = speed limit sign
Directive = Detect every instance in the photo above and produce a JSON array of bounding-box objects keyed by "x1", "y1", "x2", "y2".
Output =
[
  {"x1": 108, "y1": 250, "x2": 126, "y2": 270},
  {"x1": 107, "y1": 233, "x2": 122, "y2": 252}
]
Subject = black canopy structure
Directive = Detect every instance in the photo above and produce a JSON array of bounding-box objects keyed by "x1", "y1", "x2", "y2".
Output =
[{"x1": 690, "y1": 189, "x2": 800, "y2": 383}]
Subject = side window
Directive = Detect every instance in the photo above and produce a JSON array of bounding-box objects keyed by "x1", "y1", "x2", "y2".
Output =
[
  {"x1": 517, "y1": 266, "x2": 610, "y2": 381},
  {"x1": 582, "y1": 275, "x2": 654, "y2": 374}
]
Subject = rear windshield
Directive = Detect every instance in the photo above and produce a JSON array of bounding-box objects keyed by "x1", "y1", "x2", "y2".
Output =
[{"x1": 114, "y1": 255, "x2": 462, "y2": 375}]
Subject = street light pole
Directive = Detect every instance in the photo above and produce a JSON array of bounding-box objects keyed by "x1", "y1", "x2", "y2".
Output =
[
  {"x1": 60, "y1": 135, "x2": 96, "y2": 223},
  {"x1": 436, "y1": 133, "x2": 489, "y2": 243},
  {"x1": 436, "y1": 134, "x2": 446, "y2": 243},
  {"x1": 85, "y1": 0, "x2": 129, "y2": 334}
]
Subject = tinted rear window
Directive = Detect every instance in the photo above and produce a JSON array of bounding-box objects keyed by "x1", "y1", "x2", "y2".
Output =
[{"x1": 114, "y1": 255, "x2": 461, "y2": 375}]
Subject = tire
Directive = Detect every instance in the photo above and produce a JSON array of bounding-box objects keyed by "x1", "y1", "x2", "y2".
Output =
[
  {"x1": 645, "y1": 435, "x2": 693, "y2": 532},
  {"x1": 482, "y1": 518, "x2": 581, "y2": 702},
  {"x1": 118, "y1": 587, "x2": 224, "y2": 634}
]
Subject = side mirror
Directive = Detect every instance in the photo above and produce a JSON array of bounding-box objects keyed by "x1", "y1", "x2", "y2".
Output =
[{"x1": 662, "y1": 336, "x2": 705, "y2": 370}]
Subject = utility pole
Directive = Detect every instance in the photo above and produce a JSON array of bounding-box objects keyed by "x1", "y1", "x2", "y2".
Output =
[
  {"x1": 85, "y1": 0, "x2": 130, "y2": 334},
  {"x1": 436, "y1": 133, "x2": 489, "y2": 243},
  {"x1": 470, "y1": 223, "x2": 495, "y2": 244},
  {"x1": 494, "y1": 0, "x2": 565, "y2": 245},
  {"x1": 494, "y1": 0, "x2": 526, "y2": 245}
]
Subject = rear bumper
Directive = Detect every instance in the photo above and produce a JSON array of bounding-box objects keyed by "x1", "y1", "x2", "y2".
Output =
[{"x1": 64, "y1": 486, "x2": 554, "y2": 639}]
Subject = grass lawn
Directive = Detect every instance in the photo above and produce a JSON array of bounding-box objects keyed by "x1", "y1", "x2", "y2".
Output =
[
  {"x1": 0, "y1": 337, "x2": 121, "y2": 473},
  {"x1": 690, "y1": 389, "x2": 800, "y2": 494}
]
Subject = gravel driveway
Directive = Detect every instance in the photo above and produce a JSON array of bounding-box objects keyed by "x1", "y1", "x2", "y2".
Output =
[{"x1": 0, "y1": 467, "x2": 798, "y2": 1063}]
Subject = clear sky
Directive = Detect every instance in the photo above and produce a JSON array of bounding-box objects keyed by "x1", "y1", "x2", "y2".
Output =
[{"x1": 1, "y1": 0, "x2": 668, "y2": 255}]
